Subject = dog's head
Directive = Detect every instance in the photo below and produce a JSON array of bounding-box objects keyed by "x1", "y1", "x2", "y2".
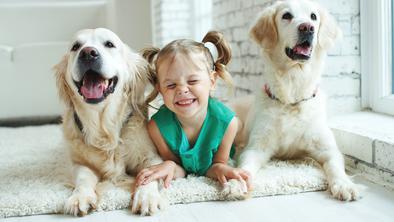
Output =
[
  {"x1": 250, "y1": 0, "x2": 341, "y2": 65},
  {"x1": 55, "y1": 28, "x2": 150, "y2": 114}
]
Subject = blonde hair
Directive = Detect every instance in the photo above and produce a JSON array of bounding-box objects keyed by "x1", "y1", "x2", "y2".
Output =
[{"x1": 142, "y1": 31, "x2": 233, "y2": 103}]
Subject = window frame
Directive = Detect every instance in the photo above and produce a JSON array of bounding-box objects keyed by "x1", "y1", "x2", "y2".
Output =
[
  {"x1": 191, "y1": 0, "x2": 212, "y2": 41},
  {"x1": 361, "y1": 0, "x2": 394, "y2": 116}
]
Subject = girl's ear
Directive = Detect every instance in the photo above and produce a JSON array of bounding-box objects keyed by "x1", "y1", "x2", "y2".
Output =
[{"x1": 210, "y1": 71, "x2": 218, "y2": 89}]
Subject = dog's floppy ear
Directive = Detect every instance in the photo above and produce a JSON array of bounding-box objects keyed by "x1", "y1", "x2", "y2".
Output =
[
  {"x1": 124, "y1": 45, "x2": 151, "y2": 118},
  {"x1": 54, "y1": 54, "x2": 73, "y2": 108},
  {"x1": 317, "y1": 7, "x2": 342, "y2": 50},
  {"x1": 250, "y1": 4, "x2": 278, "y2": 49},
  {"x1": 141, "y1": 47, "x2": 160, "y2": 105}
]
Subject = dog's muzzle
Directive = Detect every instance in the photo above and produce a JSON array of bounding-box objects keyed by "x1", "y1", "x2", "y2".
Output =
[
  {"x1": 74, "y1": 47, "x2": 118, "y2": 104},
  {"x1": 285, "y1": 23, "x2": 315, "y2": 61}
]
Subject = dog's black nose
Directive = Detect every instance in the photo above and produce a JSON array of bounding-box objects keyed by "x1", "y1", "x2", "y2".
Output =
[
  {"x1": 298, "y1": 23, "x2": 314, "y2": 34},
  {"x1": 77, "y1": 47, "x2": 102, "y2": 79},
  {"x1": 79, "y1": 47, "x2": 100, "y2": 61}
]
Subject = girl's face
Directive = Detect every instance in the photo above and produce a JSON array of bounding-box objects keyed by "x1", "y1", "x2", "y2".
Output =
[{"x1": 157, "y1": 53, "x2": 216, "y2": 119}]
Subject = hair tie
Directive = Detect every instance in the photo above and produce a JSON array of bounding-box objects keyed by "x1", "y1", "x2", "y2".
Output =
[{"x1": 203, "y1": 42, "x2": 218, "y2": 64}]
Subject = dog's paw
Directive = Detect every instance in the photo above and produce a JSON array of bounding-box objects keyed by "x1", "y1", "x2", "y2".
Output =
[
  {"x1": 64, "y1": 189, "x2": 97, "y2": 216},
  {"x1": 222, "y1": 179, "x2": 251, "y2": 200},
  {"x1": 329, "y1": 178, "x2": 363, "y2": 201},
  {"x1": 131, "y1": 182, "x2": 168, "y2": 216}
]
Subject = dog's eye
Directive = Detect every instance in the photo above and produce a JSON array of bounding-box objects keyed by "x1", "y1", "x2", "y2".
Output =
[
  {"x1": 105, "y1": 41, "x2": 116, "y2": 48},
  {"x1": 311, "y1": 13, "x2": 317, "y2": 20},
  {"x1": 71, "y1": 42, "x2": 81, "y2": 51},
  {"x1": 282, "y1": 12, "x2": 293, "y2": 20}
]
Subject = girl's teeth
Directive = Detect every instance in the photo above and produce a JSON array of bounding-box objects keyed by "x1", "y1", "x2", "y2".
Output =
[{"x1": 178, "y1": 99, "x2": 193, "y2": 105}]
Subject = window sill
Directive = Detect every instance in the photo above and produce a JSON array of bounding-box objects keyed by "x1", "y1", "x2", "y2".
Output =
[{"x1": 329, "y1": 111, "x2": 394, "y2": 187}]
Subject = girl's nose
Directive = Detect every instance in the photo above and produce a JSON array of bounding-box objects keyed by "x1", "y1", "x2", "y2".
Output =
[{"x1": 176, "y1": 85, "x2": 189, "y2": 95}]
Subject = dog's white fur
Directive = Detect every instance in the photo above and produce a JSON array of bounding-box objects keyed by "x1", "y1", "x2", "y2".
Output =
[
  {"x1": 225, "y1": 0, "x2": 362, "y2": 201},
  {"x1": 55, "y1": 28, "x2": 166, "y2": 216}
]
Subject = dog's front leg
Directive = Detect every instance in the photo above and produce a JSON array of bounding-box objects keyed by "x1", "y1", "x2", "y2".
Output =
[
  {"x1": 64, "y1": 164, "x2": 99, "y2": 216},
  {"x1": 238, "y1": 148, "x2": 273, "y2": 176},
  {"x1": 131, "y1": 180, "x2": 168, "y2": 215},
  {"x1": 129, "y1": 152, "x2": 168, "y2": 215},
  {"x1": 223, "y1": 126, "x2": 275, "y2": 200},
  {"x1": 222, "y1": 148, "x2": 271, "y2": 200},
  {"x1": 239, "y1": 120, "x2": 277, "y2": 174},
  {"x1": 310, "y1": 130, "x2": 363, "y2": 201}
]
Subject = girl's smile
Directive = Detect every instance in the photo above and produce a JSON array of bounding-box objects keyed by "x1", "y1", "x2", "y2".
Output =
[
  {"x1": 157, "y1": 53, "x2": 215, "y2": 120},
  {"x1": 175, "y1": 98, "x2": 197, "y2": 106}
]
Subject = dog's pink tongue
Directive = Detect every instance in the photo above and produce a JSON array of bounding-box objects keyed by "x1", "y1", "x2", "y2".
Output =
[
  {"x1": 293, "y1": 46, "x2": 311, "y2": 56},
  {"x1": 81, "y1": 78, "x2": 106, "y2": 99}
]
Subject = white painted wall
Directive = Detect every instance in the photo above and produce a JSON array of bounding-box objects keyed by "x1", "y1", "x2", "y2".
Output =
[
  {"x1": 0, "y1": 0, "x2": 152, "y2": 119},
  {"x1": 109, "y1": 0, "x2": 152, "y2": 51}
]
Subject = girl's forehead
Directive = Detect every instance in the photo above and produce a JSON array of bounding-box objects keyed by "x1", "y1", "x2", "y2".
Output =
[
  {"x1": 157, "y1": 52, "x2": 209, "y2": 79},
  {"x1": 164, "y1": 52, "x2": 206, "y2": 66}
]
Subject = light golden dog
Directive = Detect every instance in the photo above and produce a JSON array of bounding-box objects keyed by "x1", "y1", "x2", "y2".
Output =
[
  {"x1": 55, "y1": 28, "x2": 166, "y2": 216},
  {"x1": 226, "y1": 0, "x2": 362, "y2": 201}
]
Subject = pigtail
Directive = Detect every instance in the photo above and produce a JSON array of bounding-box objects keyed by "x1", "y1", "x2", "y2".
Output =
[
  {"x1": 202, "y1": 31, "x2": 234, "y2": 88},
  {"x1": 142, "y1": 47, "x2": 160, "y2": 65},
  {"x1": 141, "y1": 47, "x2": 161, "y2": 104}
]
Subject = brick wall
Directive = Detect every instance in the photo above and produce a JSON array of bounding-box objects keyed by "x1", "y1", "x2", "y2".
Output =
[{"x1": 212, "y1": 0, "x2": 361, "y2": 116}]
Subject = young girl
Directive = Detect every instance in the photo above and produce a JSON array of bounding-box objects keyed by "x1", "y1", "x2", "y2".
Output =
[{"x1": 136, "y1": 31, "x2": 251, "y2": 190}]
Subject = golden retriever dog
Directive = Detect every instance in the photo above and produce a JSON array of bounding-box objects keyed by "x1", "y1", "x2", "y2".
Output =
[
  {"x1": 55, "y1": 28, "x2": 166, "y2": 216},
  {"x1": 225, "y1": 0, "x2": 362, "y2": 201}
]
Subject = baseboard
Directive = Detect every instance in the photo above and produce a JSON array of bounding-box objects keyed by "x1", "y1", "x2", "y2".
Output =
[{"x1": 0, "y1": 116, "x2": 62, "y2": 127}]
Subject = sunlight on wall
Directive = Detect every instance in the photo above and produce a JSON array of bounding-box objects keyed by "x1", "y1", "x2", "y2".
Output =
[{"x1": 151, "y1": 0, "x2": 212, "y2": 46}]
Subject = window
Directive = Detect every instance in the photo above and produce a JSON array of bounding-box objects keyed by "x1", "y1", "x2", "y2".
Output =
[
  {"x1": 191, "y1": 0, "x2": 212, "y2": 41},
  {"x1": 151, "y1": 0, "x2": 212, "y2": 46},
  {"x1": 361, "y1": 0, "x2": 394, "y2": 116},
  {"x1": 393, "y1": 0, "x2": 394, "y2": 94}
]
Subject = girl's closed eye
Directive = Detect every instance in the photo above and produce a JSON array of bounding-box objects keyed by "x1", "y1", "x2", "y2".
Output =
[
  {"x1": 166, "y1": 83, "x2": 176, "y2": 89},
  {"x1": 188, "y1": 79, "x2": 199, "y2": 85}
]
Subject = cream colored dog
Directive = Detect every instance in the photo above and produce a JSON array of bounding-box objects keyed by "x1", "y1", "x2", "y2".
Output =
[
  {"x1": 225, "y1": 0, "x2": 362, "y2": 201},
  {"x1": 55, "y1": 28, "x2": 166, "y2": 216}
]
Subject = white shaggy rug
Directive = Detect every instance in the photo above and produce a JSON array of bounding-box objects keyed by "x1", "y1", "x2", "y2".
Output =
[{"x1": 0, "y1": 125, "x2": 328, "y2": 218}]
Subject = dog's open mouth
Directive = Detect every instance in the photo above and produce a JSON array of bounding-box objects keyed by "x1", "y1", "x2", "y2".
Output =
[
  {"x1": 73, "y1": 70, "x2": 118, "y2": 104},
  {"x1": 285, "y1": 40, "x2": 313, "y2": 61}
]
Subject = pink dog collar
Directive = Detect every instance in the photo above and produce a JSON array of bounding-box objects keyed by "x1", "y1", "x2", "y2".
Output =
[{"x1": 263, "y1": 84, "x2": 318, "y2": 106}]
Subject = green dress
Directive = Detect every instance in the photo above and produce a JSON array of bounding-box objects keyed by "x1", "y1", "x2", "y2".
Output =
[{"x1": 151, "y1": 97, "x2": 235, "y2": 175}]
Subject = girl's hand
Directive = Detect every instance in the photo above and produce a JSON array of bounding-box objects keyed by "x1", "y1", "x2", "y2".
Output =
[
  {"x1": 136, "y1": 161, "x2": 185, "y2": 188},
  {"x1": 206, "y1": 163, "x2": 252, "y2": 189}
]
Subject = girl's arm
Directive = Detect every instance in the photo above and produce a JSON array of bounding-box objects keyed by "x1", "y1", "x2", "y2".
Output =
[
  {"x1": 213, "y1": 117, "x2": 238, "y2": 164},
  {"x1": 136, "y1": 120, "x2": 186, "y2": 188},
  {"x1": 206, "y1": 117, "x2": 251, "y2": 188},
  {"x1": 147, "y1": 120, "x2": 181, "y2": 164}
]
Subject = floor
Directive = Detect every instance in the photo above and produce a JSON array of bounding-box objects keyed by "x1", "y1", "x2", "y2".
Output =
[{"x1": 2, "y1": 177, "x2": 394, "y2": 222}]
